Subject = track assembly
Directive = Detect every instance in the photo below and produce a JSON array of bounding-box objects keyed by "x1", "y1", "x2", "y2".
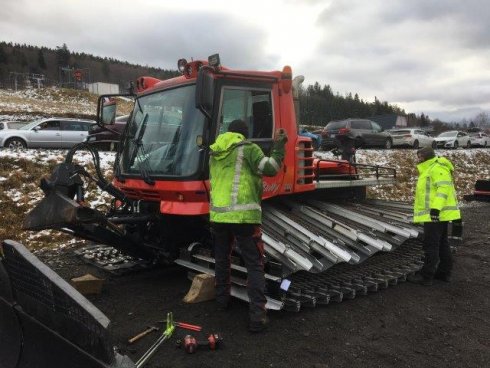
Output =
[{"x1": 177, "y1": 200, "x2": 424, "y2": 311}]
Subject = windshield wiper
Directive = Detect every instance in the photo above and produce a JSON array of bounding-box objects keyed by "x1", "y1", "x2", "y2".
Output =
[{"x1": 130, "y1": 113, "x2": 155, "y2": 185}]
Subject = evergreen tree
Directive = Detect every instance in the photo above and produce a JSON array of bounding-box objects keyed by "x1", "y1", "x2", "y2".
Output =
[
  {"x1": 56, "y1": 43, "x2": 71, "y2": 67},
  {"x1": 0, "y1": 44, "x2": 8, "y2": 64},
  {"x1": 37, "y1": 50, "x2": 46, "y2": 69}
]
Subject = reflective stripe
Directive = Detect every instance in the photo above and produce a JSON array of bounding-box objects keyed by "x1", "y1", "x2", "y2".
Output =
[
  {"x1": 269, "y1": 157, "x2": 280, "y2": 172},
  {"x1": 257, "y1": 157, "x2": 280, "y2": 175},
  {"x1": 211, "y1": 203, "x2": 262, "y2": 212},
  {"x1": 435, "y1": 180, "x2": 452, "y2": 186},
  {"x1": 436, "y1": 193, "x2": 448, "y2": 199},
  {"x1": 415, "y1": 210, "x2": 430, "y2": 216},
  {"x1": 425, "y1": 177, "x2": 431, "y2": 210},
  {"x1": 230, "y1": 146, "x2": 245, "y2": 205}
]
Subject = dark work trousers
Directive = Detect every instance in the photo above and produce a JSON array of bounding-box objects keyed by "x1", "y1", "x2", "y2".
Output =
[
  {"x1": 211, "y1": 222, "x2": 267, "y2": 322},
  {"x1": 421, "y1": 221, "x2": 453, "y2": 278}
]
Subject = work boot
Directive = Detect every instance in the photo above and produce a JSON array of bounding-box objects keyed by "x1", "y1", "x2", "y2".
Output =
[
  {"x1": 248, "y1": 316, "x2": 269, "y2": 333},
  {"x1": 434, "y1": 272, "x2": 452, "y2": 283},
  {"x1": 407, "y1": 273, "x2": 433, "y2": 286}
]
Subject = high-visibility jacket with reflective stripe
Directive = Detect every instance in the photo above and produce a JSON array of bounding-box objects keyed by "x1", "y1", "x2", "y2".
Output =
[
  {"x1": 413, "y1": 156, "x2": 461, "y2": 223},
  {"x1": 209, "y1": 132, "x2": 285, "y2": 224}
]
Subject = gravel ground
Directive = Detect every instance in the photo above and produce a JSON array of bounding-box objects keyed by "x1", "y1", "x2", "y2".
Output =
[{"x1": 36, "y1": 201, "x2": 490, "y2": 368}]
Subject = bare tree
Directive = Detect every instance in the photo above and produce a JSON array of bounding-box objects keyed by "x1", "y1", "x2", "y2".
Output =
[{"x1": 473, "y1": 112, "x2": 489, "y2": 127}]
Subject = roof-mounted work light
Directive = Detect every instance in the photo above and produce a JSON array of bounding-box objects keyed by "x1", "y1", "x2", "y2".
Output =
[
  {"x1": 208, "y1": 54, "x2": 220, "y2": 68},
  {"x1": 177, "y1": 58, "x2": 188, "y2": 74}
]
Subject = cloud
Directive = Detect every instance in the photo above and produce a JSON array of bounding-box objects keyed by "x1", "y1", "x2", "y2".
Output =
[{"x1": 0, "y1": 0, "x2": 489, "y2": 122}]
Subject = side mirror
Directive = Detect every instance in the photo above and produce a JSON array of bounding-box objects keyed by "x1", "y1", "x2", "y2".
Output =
[
  {"x1": 195, "y1": 67, "x2": 215, "y2": 119},
  {"x1": 96, "y1": 92, "x2": 135, "y2": 126},
  {"x1": 100, "y1": 99, "x2": 117, "y2": 126},
  {"x1": 33, "y1": 126, "x2": 41, "y2": 131}
]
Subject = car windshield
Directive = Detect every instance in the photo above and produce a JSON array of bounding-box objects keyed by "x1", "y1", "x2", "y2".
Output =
[
  {"x1": 19, "y1": 119, "x2": 43, "y2": 130},
  {"x1": 390, "y1": 130, "x2": 411, "y2": 134},
  {"x1": 438, "y1": 131, "x2": 457, "y2": 137},
  {"x1": 326, "y1": 121, "x2": 346, "y2": 129},
  {"x1": 119, "y1": 84, "x2": 206, "y2": 178}
]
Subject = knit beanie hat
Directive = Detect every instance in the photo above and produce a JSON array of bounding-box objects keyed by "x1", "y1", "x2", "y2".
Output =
[
  {"x1": 228, "y1": 119, "x2": 249, "y2": 138},
  {"x1": 417, "y1": 146, "x2": 435, "y2": 161}
]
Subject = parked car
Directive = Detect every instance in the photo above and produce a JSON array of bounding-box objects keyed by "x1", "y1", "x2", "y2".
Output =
[
  {"x1": 0, "y1": 118, "x2": 95, "y2": 149},
  {"x1": 469, "y1": 132, "x2": 489, "y2": 147},
  {"x1": 298, "y1": 129, "x2": 322, "y2": 150},
  {"x1": 85, "y1": 115, "x2": 129, "y2": 151},
  {"x1": 434, "y1": 130, "x2": 471, "y2": 149},
  {"x1": 0, "y1": 121, "x2": 26, "y2": 130},
  {"x1": 388, "y1": 128, "x2": 436, "y2": 149},
  {"x1": 319, "y1": 119, "x2": 393, "y2": 149}
]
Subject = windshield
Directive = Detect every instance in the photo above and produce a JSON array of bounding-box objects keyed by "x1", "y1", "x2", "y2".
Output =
[
  {"x1": 326, "y1": 120, "x2": 346, "y2": 130},
  {"x1": 438, "y1": 131, "x2": 457, "y2": 138},
  {"x1": 119, "y1": 84, "x2": 206, "y2": 178}
]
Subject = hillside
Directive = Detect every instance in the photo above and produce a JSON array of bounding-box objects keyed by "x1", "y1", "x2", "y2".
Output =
[{"x1": 0, "y1": 42, "x2": 180, "y2": 89}]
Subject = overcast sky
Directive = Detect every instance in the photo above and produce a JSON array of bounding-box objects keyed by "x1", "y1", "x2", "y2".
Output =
[{"x1": 1, "y1": 0, "x2": 489, "y2": 122}]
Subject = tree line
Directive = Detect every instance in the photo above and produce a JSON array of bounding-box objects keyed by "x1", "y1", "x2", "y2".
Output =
[
  {"x1": 0, "y1": 41, "x2": 443, "y2": 126},
  {"x1": 0, "y1": 42, "x2": 179, "y2": 88}
]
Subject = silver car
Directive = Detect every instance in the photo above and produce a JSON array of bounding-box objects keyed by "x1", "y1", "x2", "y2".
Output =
[
  {"x1": 434, "y1": 130, "x2": 471, "y2": 149},
  {"x1": 388, "y1": 128, "x2": 435, "y2": 149},
  {"x1": 0, "y1": 121, "x2": 26, "y2": 130},
  {"x1": 0, "y1": 118, "x2": 95, "y2": 149}
]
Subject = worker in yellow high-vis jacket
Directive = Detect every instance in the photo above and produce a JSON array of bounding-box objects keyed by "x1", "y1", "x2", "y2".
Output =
[
  {"x1": 409, "y1": 146, "x2": 461, "y2": 286},
  {"x1": 209, "y1": 119, "x2": 287, "y2": 332}
]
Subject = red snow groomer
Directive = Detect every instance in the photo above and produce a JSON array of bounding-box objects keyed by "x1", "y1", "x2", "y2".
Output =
[{"x1": 1, "y1": 55, "x2": 425, "y2": 367}]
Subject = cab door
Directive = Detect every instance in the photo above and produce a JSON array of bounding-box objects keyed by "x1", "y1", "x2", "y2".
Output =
[{"x1": 216, "y1": 84, "x2": 283, "y2": 199}]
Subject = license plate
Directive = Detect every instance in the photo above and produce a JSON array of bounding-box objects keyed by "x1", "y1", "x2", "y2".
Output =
[{"x1": 330, "y1": 134, "x2": 336, "y2": 139}]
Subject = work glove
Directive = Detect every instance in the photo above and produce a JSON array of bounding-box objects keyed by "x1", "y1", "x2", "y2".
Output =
[
  {"x1": 274, "y1": 128, "x2": 288, "y2": 143},
  {"x1": 430, "y1": 209, "x2": 440, "y2": 222}
]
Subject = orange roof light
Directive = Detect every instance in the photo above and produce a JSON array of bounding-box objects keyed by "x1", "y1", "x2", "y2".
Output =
[{"x1": 281, "y1": 65, "x2": 293, "y2": 93}]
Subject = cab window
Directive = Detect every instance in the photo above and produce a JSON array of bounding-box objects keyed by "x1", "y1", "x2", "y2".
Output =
[{"x1": 218, "y1": 87, "x2": 273, "y2": 140}]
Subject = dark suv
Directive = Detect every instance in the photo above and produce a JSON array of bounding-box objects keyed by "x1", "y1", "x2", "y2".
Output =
[
  {"x1": 85, "y1": 115, "x2": 129, "y2": 151},
  {"x1": 320, "y1": 119, "x2": 392, "y2": 149}
]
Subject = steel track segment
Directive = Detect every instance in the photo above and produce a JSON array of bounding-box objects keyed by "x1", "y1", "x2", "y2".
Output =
[
  {"x1": 280, "y1": 211, "x2": 361, "y2": 264},
  {"x1": 363, "y1": 199, "x2": 414, "y2": 212},
  {"x1": 261, "y1": 224, "x2": 329, "y2": 272},
  {"x1": 292, "y1": 207, "x2": 378, "y2": 258},
  {"x1": 266, "y1": 207, "x2": 353, "y2": 263},
  {"x1": 263, "y1": 210, "x2": 339, "y2": 265},
  {"x1": 318, "y1": 202, "x2": 414, "y2": 239},
  {"x1": 309, "y1": 203, "x2": 407, "y2": 248},
  {"x1": 343, "y1": 203, "x2": 421, "y2": 238},
  {"x1": 266, "y1": 209, "x2": 360, "y2": 263},
  {"x1": 283, "y1": 240, "x2": 423, "y2": 309},
  {"x1": 309, "y1": 200, "x2": 414, "y2": 240},
  {"x1": 296, "y1": 204, "x2": 393, "y2": 253}
]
